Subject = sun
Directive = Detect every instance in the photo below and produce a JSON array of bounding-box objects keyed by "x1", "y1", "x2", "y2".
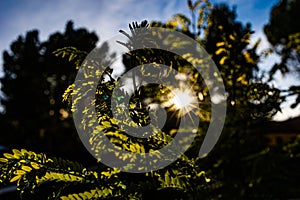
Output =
[
  {"x1": 171, "y1": 90, "x2": 194, "y2": 109},
  {"x1": 169, "y1": 88, "x2": 198, "y2": 115}
]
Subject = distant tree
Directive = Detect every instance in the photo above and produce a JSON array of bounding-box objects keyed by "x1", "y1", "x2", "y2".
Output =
[
  {"x1": 0, "y1": 21, "x2": 98, "y2": 162},
  {"x1": 264, "y1": 0, "x2": 300, "y2": 108}
]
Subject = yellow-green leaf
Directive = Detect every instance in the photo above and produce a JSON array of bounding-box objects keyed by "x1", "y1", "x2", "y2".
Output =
[
  {"x1": 205, "y1": 178, "x2": 211, "y2": 182},
  {"x1": 0, "y1": 158, "x2": 8, "y2": 162},
  {"x1": 15, "y1": 170, "x2": 26, "y2": 175},
  {"x1": 12, "y1": 149, "x2": 22, "y2": 158},
  {"x1": 30, "y1": 162, "x2": 40, "y2": 169},
  {"x1": 101, "y1": 121, "x2": 111, "y2": 128},
  {"x1": 79, "y1": 193, "x2": 87, "y2": 199},
  {"x1": 10, "y1": 175, "x2": 21, "y2": 182},
  {"x1": 219, "y1": 56, "x2": 228, "y2": 65},
  {"x1": 3, "y1": 153, "x2": 14, "y2": 159},
  {"x1": 21, "y1": 166, "x2": 32, "y2": 172},
  {"x1": 72, "y1": 194, "x2": 81, "y2": 200},
  {"x1": 21, "y1": 149, "x2": 28, "y2": 155},
  {"x1": 84, "y1": 191, "x2": 92, "y2": 198},
  {"x1": 215, "y1": 48, "x2": 226, "y2": 55},
  {"x1": 216, "y1": 42, "x2": 225, "y2": 47}
]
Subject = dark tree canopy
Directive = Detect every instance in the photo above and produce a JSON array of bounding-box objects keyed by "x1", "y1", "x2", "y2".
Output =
[
  {"x1": 264, "y1": 0, "x2": 300, "y2": 108},
  {"x1": 264, "y1": 0, "x2": 300, "y2": 46},
  {"x1": 0, "y1": 21, "x2": 98, "y2": 161}
]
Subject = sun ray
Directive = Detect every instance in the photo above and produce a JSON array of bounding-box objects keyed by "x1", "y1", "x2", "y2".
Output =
[{"x1": 169, "y1": 87, "x2": 199, "y2": 116}]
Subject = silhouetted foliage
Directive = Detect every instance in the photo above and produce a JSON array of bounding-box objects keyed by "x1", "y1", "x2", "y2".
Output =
[
  {"x1": 264, "y1": 0, "x2": 300, "y2": 108},
  {"x1": 0, "y1": 21, "x2": 98, "y2": 162}
]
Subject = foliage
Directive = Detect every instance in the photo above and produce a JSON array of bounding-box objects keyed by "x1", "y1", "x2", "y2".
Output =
[
  {"x1": 0, "y1": 148, "x2": 214, "y2": 199},
  {"x1": 0, "y1": 0, "x2": 298, "y2": 199},
  {"x1": 0, "y1": 149, "x2": 125, "y2": 199},
  {"x1": 0, "y1": 19, "x2": 213, "y2": 199},
  {"x1": 0, "y1": 21, "x2": 98, "y2": 162},
  {"x1": 264, "y1": 0, "x2": 300, "y2": 108}
]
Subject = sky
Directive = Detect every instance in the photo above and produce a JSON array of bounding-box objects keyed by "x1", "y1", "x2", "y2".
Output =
[{"x1": 0, "y1": 0, "x2": 299, "y2": 121}]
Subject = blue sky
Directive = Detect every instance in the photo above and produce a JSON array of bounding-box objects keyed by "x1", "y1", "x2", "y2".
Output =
[{"x1": 0, "y1": 0, "x2": 299, "y2": 120}]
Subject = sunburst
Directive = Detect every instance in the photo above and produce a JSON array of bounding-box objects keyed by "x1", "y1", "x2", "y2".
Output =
[{"x1": 168, "y1": 87, "x2": 198, "y2": 116}]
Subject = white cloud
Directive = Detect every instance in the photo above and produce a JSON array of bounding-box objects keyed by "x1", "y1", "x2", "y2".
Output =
[{"x1": 273, "y1": 95, "x2": 300, "y2": 121}]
